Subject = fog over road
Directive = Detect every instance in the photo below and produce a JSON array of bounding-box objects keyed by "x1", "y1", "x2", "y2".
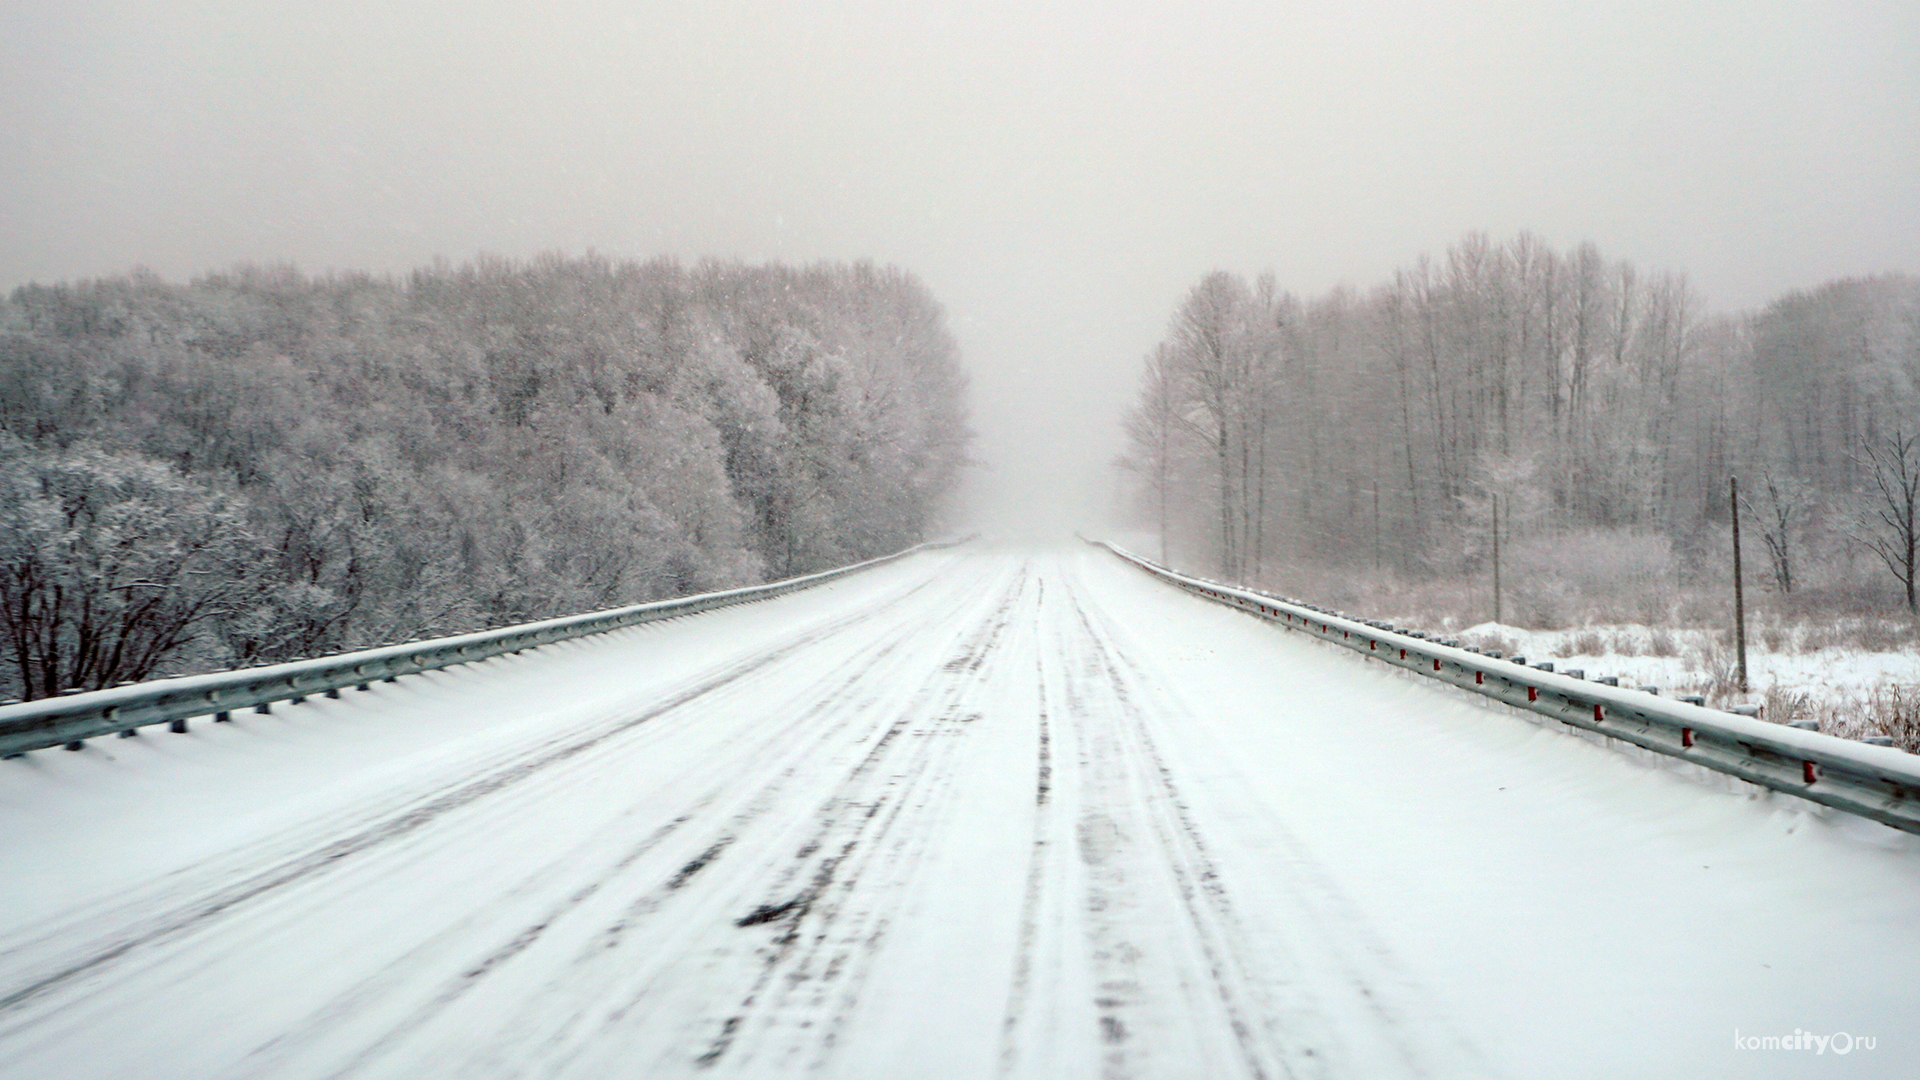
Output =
[{"x1": 3, "y1": 547, "x2": 1916, "y2": 1079}]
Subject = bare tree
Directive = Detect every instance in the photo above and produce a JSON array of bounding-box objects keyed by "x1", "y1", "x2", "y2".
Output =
[
  {"x1": 1168, "y1": 272, "x2": 1260, "y2": 578},
  {"x1": 1742, "y1": 472, "x2": 1805, "y2": 594},
  {"x1": 1851, "y1": 429, "x2": 1920, "y2": 613},
  {"x1": 1119, "y1": 345, "x2": 1182, "y2": 563}
]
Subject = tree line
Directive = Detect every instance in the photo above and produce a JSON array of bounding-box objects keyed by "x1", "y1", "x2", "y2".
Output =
[
  {"x1": 1121, "y1": 233, "x2": 1919, "y2": 618},
  {"x1": 0, "y1": 254, "x2": 970, "y2": 699}
]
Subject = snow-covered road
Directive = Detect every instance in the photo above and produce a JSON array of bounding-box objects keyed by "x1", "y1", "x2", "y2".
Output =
[{"x1": 3, "y1": 547, "x2": 1917, "y2": 1079}]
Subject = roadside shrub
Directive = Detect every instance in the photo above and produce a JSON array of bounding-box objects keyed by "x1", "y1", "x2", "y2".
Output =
[{"x1": 1870, "y1": 686, "x2": 1920, "y2": 753}]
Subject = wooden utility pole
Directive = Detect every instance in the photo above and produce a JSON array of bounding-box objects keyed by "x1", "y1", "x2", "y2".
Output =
[
  {"x1": 1492, "y1": 494, "x2": 1502, "y2": 624},
  {"x1": 1373, "y1": 487, "x2": 1382, "y2": 575},
  {"x1": 1730, "y1": 476, "x2": 1748, "y2": 694}
]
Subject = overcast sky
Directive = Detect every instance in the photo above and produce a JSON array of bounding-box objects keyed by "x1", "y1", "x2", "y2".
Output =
[{"x1": 3, "y1": 0, "x2": 1915, "y2": 537}]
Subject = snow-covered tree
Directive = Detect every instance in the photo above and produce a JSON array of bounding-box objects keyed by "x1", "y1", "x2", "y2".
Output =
[
  {"x1": 0, "y1": 254, "x2": 971, "y2": 676},
  {"x1": 0, "y1": 441, "x2": 268, "y2": 699}
]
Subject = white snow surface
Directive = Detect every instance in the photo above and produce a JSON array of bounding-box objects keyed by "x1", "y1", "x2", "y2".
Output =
[
  {"x1": 2, "y1": 546, "x2": 1917, "y2": 1079},
  {"x1": 1459, "y1": 620, "x2": 1920, "y2": 716}
]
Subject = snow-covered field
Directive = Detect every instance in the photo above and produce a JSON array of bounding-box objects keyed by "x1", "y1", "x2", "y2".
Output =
[
  {"x1": 1462, "y1": 621, "x2": 1920, "y2": 695},
  {"x1": 1452, "y1": 620, "x2": 1920, "y2": 742},
  {"x1": 2, "y1": 546, "x2": 1917, "y2": 1079}
]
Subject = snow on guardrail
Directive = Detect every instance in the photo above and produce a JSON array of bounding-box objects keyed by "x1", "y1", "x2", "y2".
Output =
[
  {"x1": 0, "y1": 538, "x2": 968, "y2": 758},
  {"x1": 1093, "y1": 540, "x2": 1920, "y2": 836}
]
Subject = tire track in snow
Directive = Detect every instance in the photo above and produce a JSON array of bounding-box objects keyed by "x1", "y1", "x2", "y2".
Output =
[
  {"x1": 1061, "y1": 562, "x2": 1492, "y2": 1078},
  {"x1": 1053, "y1": 581, "x2": 1326, "y2": 1080},
  {"x1": 675, "y1": 562, "x2": 1035, "y2": 1073},
  {"x1": 0, "y1": 558, "x2": 960, "y2": 1026},
  {"x1": 217, "y1": 561, "x2": 1013, "y2": 1079},
  {"x1": 995, "y1": 596, "x2": 1056, "y2": 1079},
  {"x1": 282, "y1": 556, "x2": 1034, "y2": 1080}
]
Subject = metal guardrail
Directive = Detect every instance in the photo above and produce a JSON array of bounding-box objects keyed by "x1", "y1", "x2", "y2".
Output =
[
  {"x1": 1094, "y1": 540, "x2": 1920, "y2": 836},
  {"x1": 1, "y1": 540, "x2": 964, "y2": 758}
]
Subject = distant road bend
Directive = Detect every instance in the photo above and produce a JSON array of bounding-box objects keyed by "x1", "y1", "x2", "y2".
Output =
[{"x1": 2, "y1": 547, "x2": 1918, "y2": 1079}]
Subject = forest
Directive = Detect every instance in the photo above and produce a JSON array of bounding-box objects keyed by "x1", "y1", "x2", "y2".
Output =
[
  {"x1": 1120, "y1": 233, "x2": 1920, "y2": 629},
  {"x1": 0, "y1": 255, "x2": 970, "y2": 701}
]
